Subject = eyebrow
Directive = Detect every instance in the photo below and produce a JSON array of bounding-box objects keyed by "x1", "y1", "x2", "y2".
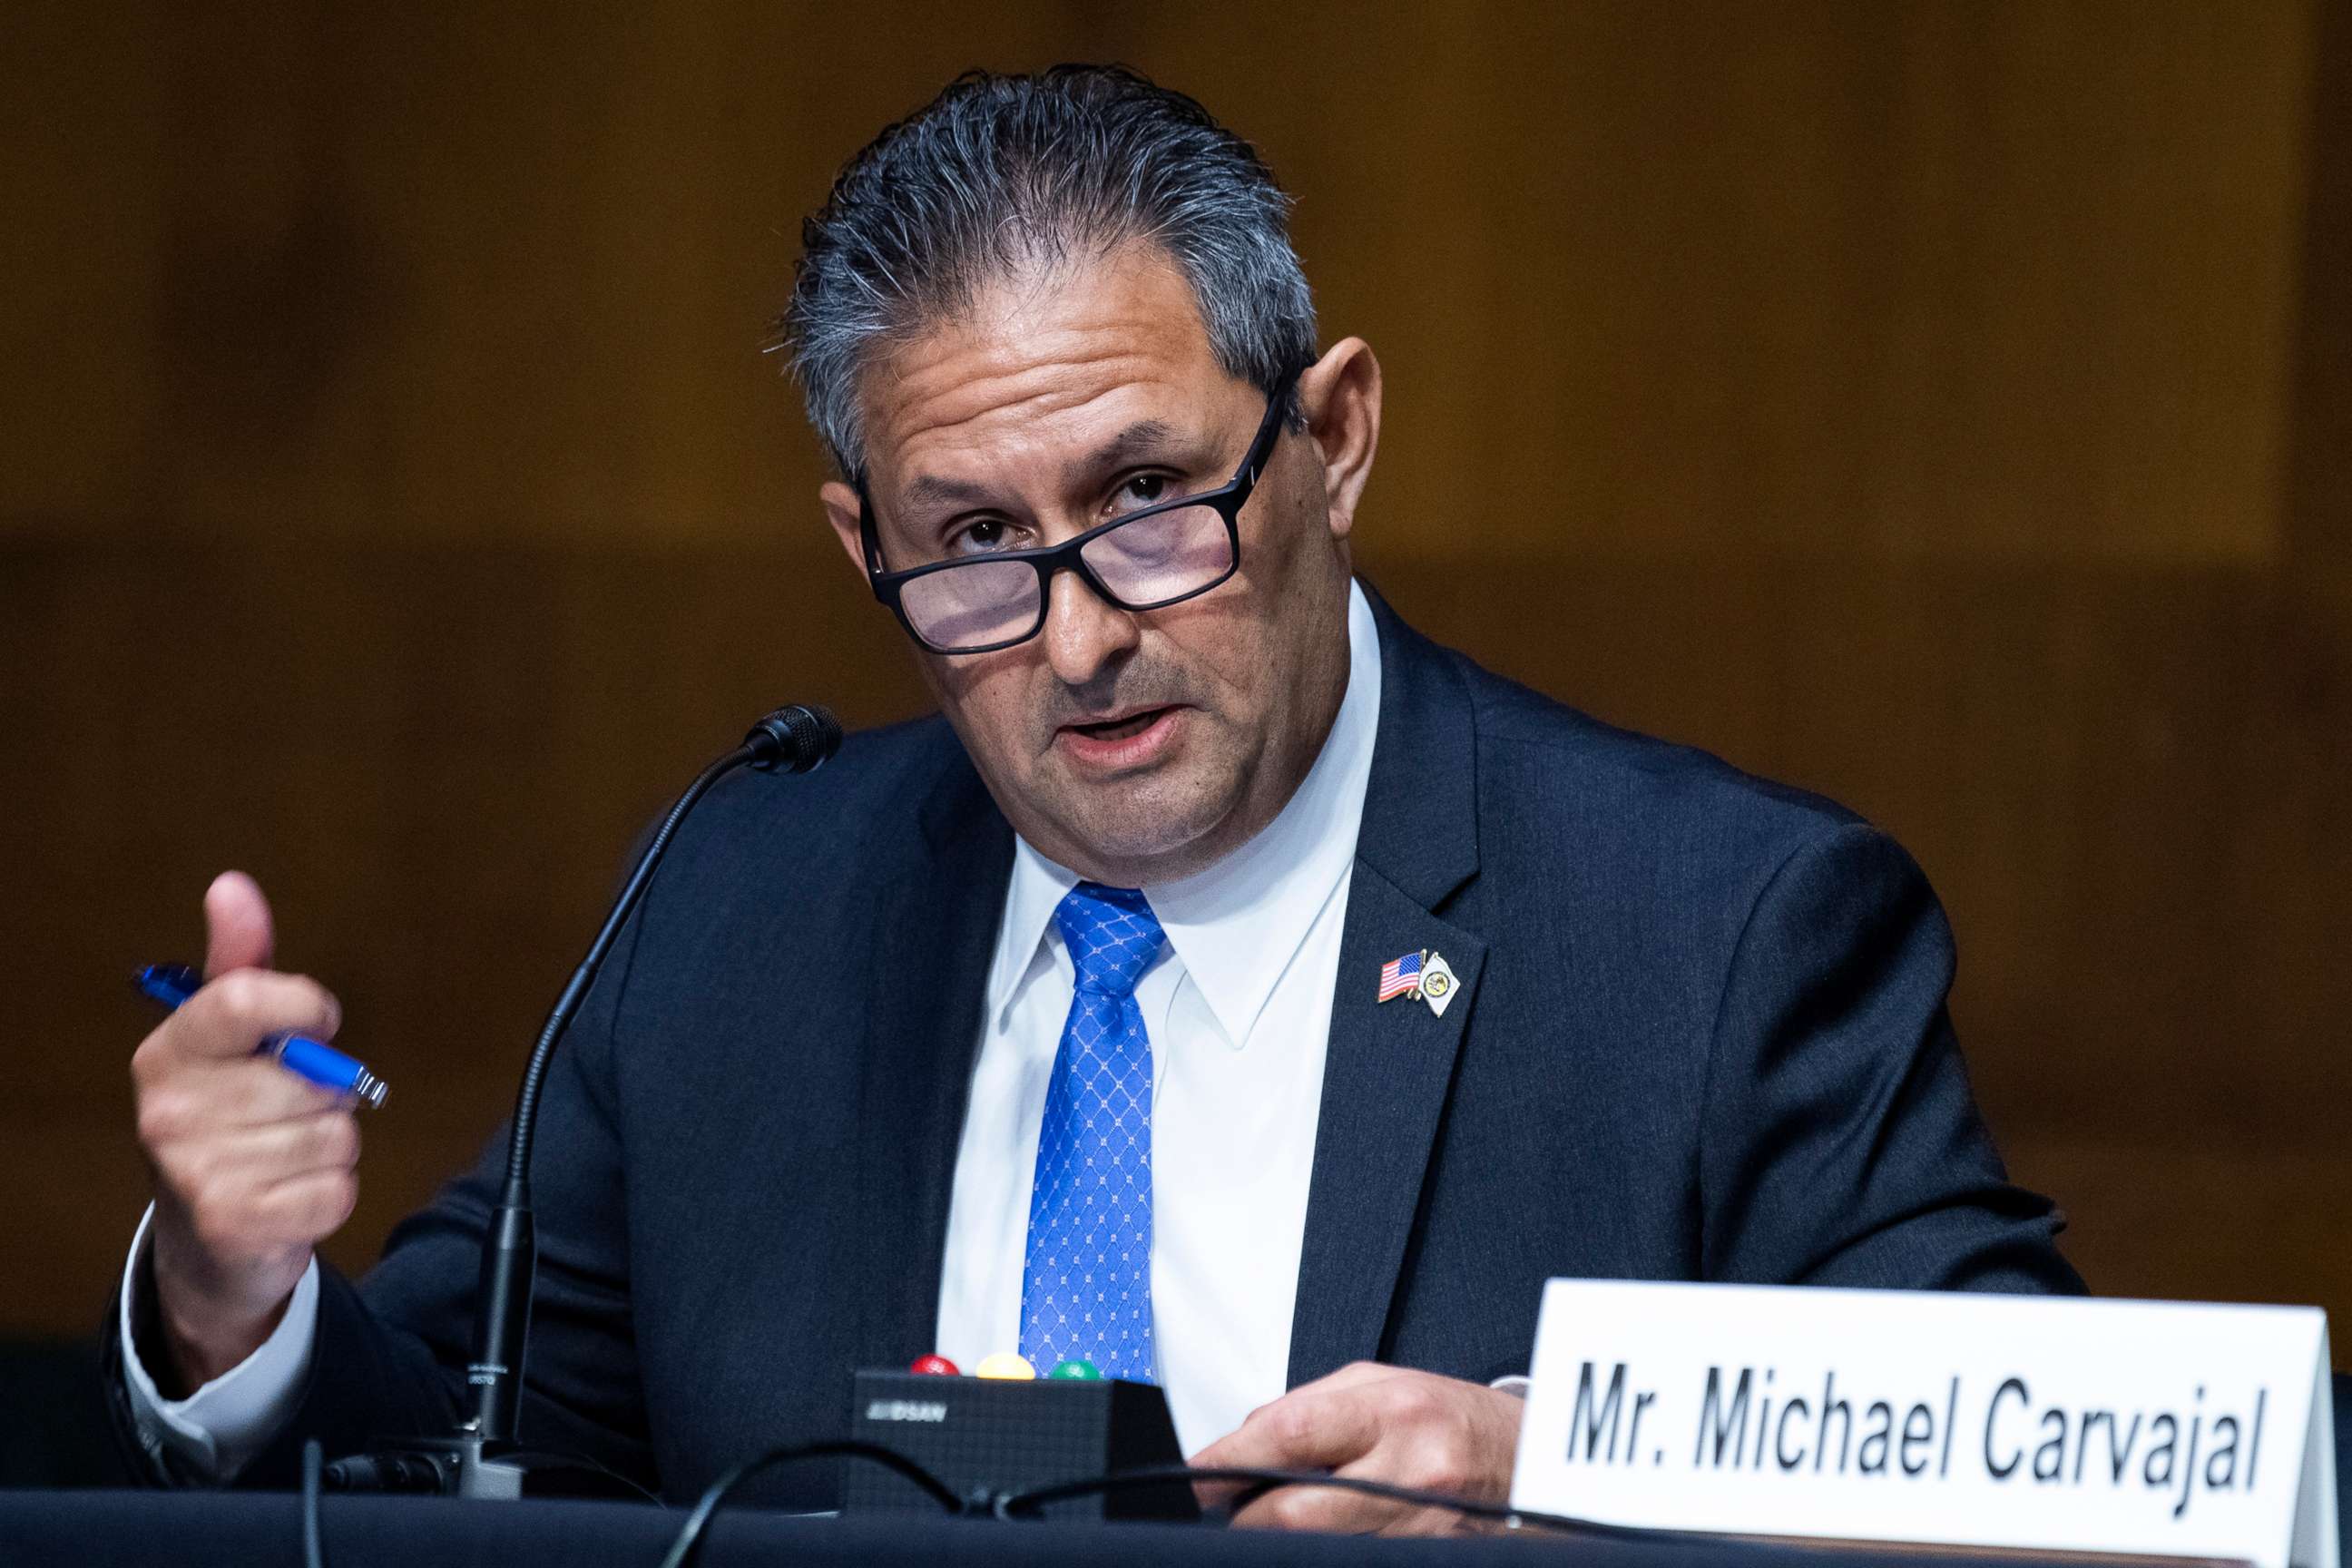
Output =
[
  {"x1": 897, "y1": 419, "x2": 1184, "y2": 512},
  {"x1": 1065, "y1": 419, "x2": 1177, "y2": 489},
  {"x1": 903, "y1": 473, "x2": 996, "y2": 507}
]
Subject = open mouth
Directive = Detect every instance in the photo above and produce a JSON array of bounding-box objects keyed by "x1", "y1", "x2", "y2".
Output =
[{"x1": 1065, "y1": 706, "x2": 1173, "y2": 743}]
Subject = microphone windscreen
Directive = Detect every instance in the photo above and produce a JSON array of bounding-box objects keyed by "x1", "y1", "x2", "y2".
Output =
[{"x1": 745, "y1": 704, "x2": 843, "y2": 774}]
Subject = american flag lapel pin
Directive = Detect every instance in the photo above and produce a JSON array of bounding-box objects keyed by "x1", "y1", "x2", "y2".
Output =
[{"x1": 1377, "y1": 949, "x2": 1425, "y2": 1004}]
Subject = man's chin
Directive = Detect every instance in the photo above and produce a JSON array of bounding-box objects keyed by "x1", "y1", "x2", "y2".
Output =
[
  {"x1": 1029, "y1": 781, "x2": 1237, "y2": 885},
  {"x1": 1063, "y1": 822, "x2": 1218, "y2": 882}
]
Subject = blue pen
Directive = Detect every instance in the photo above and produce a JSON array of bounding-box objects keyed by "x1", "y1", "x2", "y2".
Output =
[{"x1": 134, "y1": 964, "x2": 389, "y2": 1109}]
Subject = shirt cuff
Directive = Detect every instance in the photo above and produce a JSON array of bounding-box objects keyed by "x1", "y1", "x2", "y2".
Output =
[{"x1": 118, "y1": 1202, "x2": 319, "y2": 1480}]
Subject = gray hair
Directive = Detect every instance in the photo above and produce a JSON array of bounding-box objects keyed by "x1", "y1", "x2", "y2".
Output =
[{"x1": 776, "y1": 64, "x2": 1318, "y2": 479}]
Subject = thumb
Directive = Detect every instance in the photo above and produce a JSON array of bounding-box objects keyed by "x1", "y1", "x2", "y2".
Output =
[{"x1": 202, "y1": 871, "x2": 276, "y2": 980}]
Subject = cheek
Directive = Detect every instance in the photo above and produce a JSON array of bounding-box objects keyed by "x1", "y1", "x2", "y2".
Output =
[
  {"x1": 1145, "y1": 596, "x2": 1270, "y2": 711},
  {"x1": 921, "y1": 649, "x2": 1047, "y2": 767},
  {"x1": 1171, "y1": 521, "x2": 1328, "y2": 708}
]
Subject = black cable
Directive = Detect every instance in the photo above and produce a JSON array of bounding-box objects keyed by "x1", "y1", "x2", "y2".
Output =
[
  {"x1": 301, "y1": 1438, "x2": 330, "y2": 1568},
  {"x1": 996, "y1": 1464, "x2": 1692, "y2": 1539},
  {"x1": 501, "y1": 1448, "x2": 668, "y2": 1505},
  {"x1": 655, "y1": 1441, "x2": 962, "y2": 1568}
]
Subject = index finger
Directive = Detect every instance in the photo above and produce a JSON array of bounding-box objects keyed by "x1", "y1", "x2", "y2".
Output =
[
  {"x1": 170, "y1": 969, "x2": 343, "y2": 1063},
  {"x1": 1189, "y1": 1379, "x2": 1391, "y2": 1504}
]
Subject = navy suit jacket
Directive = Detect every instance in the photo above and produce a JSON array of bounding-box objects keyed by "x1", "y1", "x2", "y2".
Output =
[{"x1": 109, "y1": 588, "x2": 2080, "y2": 1502}]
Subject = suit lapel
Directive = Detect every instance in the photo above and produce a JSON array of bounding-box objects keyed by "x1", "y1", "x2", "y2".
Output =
[
  {"x1": 1288, "y1": 590, "x2": 1485, "y2": 1386},
  {"x1": 854, "y1": 756, "x2": 1013, "y2": 1370}
]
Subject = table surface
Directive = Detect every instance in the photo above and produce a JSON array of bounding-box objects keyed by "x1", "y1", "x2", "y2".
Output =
[{"x1": 0, "y1": 1489, "x2": 2137, "y2": 1568}]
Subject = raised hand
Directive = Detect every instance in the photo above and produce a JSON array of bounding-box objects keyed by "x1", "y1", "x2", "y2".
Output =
[{"x1": 131, "y1": 872, "x2": 358, "y2": 1394}]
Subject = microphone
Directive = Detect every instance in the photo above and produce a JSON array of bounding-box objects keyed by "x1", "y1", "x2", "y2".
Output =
[
  {"x1": 744, "y1": 704, "x2": 842, "y2": 773},
  {"x1": 349, "y1": 704, "x2": 841, "y2": 1500}
]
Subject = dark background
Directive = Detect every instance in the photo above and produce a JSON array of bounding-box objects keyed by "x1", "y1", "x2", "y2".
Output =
[{"x1": 3, "y1": 0, "x2": 2346, "y2": 1439}]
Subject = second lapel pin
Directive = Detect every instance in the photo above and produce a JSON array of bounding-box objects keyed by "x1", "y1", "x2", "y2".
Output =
[{"x1": 1418, "y1": 951, "x2": 1460, "y2": 1017}]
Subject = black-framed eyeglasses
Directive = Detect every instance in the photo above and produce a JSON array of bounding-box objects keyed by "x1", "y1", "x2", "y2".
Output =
[{"x1": 857, "y1": 370, "x2": 1299, "y2": 655}]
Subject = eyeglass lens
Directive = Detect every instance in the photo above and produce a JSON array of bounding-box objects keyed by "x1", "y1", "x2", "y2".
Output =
[{"x1": 896, "y1": 503, "x2": 1232, "y2": 651}]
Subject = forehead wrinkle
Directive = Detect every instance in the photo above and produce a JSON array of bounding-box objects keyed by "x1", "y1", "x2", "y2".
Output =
[
  {"x1": 876, "y1": 368, "x2": 1170, "y2": 503},
  {"x1": 863, "y1": 252, "x2": 1230, "y2": 498},
  {"x1": 880, "y1": 346, "x2": 1171, "y2": 445}
]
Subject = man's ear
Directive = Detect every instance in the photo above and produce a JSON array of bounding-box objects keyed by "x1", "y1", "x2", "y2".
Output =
[
  {"x1": 820, "y1": 480, "x2": 869, "y2": 577},
  {"x1": 1296, "y1": 338, "x2": 1382, "y2": 543}
]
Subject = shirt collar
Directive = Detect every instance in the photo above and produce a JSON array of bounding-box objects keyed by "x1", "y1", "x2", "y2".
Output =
[{"x1": 986, "y1": 580, "x2": 1385, "y2": 1047}]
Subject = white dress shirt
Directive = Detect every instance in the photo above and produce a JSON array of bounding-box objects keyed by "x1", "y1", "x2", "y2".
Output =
[
  {"x1": 935, "y1": 580, "x2": 1381, "y2": 1454},
  {"x1": 118, "y1": 1203, "x2": 322, "y2": 1478},
  {"x1": 122, "y1": 581, "x2": 1382, "y2": 1476}
]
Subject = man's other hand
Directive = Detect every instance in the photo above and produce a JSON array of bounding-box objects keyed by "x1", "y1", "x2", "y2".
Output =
[
  {"x1": 130, "y1": 871, "x2": 358, "y2": 1396},
  {"x1": 1189, "y1": 1363, "x2": 1524, "y2": 1535}
]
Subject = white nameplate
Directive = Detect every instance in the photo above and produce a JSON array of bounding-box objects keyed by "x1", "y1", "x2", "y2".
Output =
[{"x1": 1512, "y1": 1281, "x2": 2337, "y2": 1568}]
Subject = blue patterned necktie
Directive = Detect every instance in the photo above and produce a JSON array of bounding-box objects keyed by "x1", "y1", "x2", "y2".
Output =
[{"x1": 1019, "y1": 882, "x2": 1167, "y2": 1382}]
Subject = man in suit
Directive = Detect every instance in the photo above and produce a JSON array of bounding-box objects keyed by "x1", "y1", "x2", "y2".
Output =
[{"x1": 112, "y1": 65, "x2": 2079, "y2": 1533}]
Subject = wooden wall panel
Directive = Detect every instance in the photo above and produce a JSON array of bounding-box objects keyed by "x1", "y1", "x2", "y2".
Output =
[
  {"x1": 3, "y1": 1, "x2": 2345, "y2": 1344},
  {"x1": 2, "y1": 1, "x2": 2313, "y2": 558},
  {"x1": 2289, "y1": 0, "x2": 2352, "y2": 615}
]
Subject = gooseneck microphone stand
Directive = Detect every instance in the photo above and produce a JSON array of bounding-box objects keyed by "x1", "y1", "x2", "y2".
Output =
[{"x1": 328, "y1": 704, "x2": 842, "y2": 1500}]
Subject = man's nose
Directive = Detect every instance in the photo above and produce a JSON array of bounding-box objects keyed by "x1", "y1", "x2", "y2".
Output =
[{"x1": 1039, "y1": 567, "x2": 1142, "y2": 687}]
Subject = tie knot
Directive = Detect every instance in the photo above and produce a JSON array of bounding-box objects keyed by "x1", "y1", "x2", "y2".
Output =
[{"x1": 1054, "y1": 883, "x2": 1164, "y2": 997}]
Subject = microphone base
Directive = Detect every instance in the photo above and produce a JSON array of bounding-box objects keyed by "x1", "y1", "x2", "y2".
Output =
[{"x1": 455, "y1": 1436, "x2": 527, "y2": 1500}]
